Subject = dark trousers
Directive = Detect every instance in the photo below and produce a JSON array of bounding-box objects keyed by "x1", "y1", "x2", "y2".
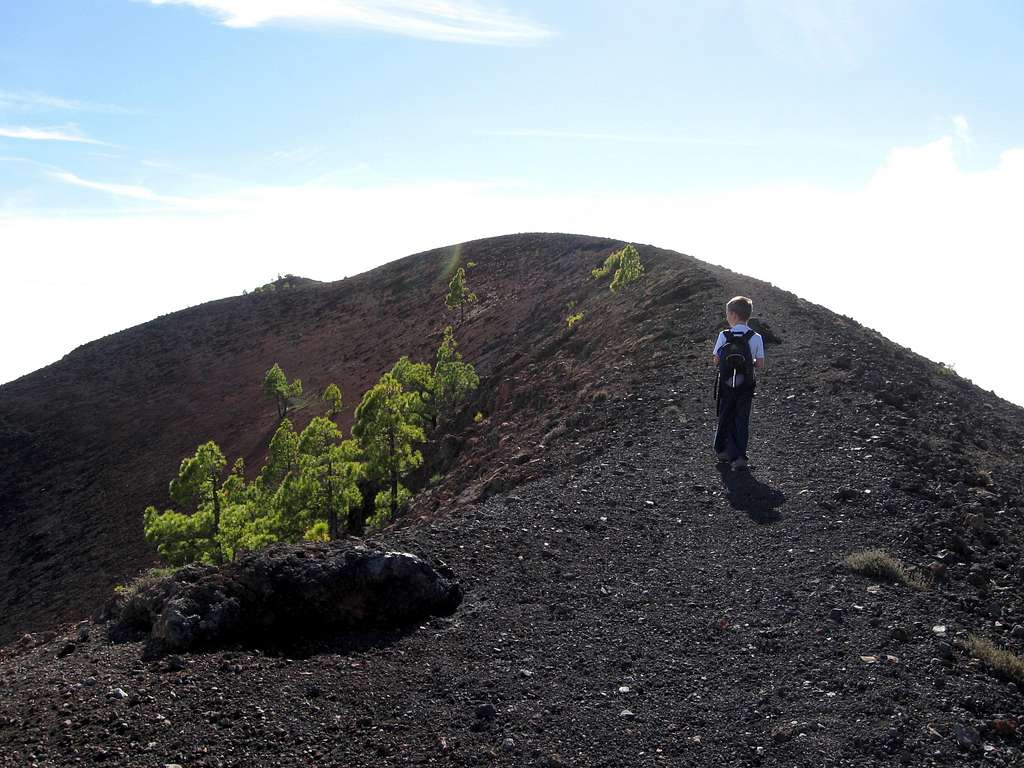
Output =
[{"x1": 714, "y1": 386, "x2": 753, "y2": 460}]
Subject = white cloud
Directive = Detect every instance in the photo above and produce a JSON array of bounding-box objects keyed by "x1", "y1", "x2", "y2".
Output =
[
  {"x1": 147, "y1": 0, "x2": 551, "y2": 45},
  {"x1": 3, "y1": 124, "x2": 1023, "y2": 407},
  {"x1": 0, "y1": 90, "x2": 82, "y2": 112},
  {"x1": 743, "y1": 0, "x2": 862, "y2": 71},
  {"x1": 271, "y1": 145, "x2": 326, "y2": 164},
  {"x1": 0, "y1": 90, "x2": 133, "y2": 115},
  {"x1": 50, "y1": 171, "x2": 164, "y2": 201},
  {"x1": 952, "y1": 114, "x2": 970, "y2": 144},
  {"x1": 0, "y1": 125, "x2": 104, "y2": 144},
  {"x1": 48, "y1": 169, "x2": 244, "y2": 212},
  {"x1": 480, "y1": 129, "x2": 757, "y2": 146}
]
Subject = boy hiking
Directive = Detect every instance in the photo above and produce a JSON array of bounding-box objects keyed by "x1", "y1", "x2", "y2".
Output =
[{"x1": 712, "y1": 296, "x2": 765, "y2": 471}]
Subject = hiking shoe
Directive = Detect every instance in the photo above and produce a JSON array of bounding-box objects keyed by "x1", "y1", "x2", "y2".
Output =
[
  {"x1": 716, "y1": 451, "x2": 731, "y2": 462},
  {"x1": 731, "y1": 457, "x2": 749, "y2": 471}
]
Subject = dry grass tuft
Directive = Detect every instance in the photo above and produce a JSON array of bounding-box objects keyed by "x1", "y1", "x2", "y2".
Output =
[
  {"x1": 845, "y1": 548, "x2": 928, "y2": 590},
  {"x1": 964, "y1": 635, "x2": 1024, "y2": 685},
  {"x1": 114, "y1": 566, "x2": 179, "y2": 597}
]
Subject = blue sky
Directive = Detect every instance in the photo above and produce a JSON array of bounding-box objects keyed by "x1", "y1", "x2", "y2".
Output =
[{"x1": 1, "y1": 1, "x2": 1023, "y2": 404}]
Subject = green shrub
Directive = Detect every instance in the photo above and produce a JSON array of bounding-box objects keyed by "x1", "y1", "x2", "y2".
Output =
[
  {"x1": 592, "y1": 244, "x2": 644, "y2": 291},
  {"x1": 567, "y1": 311, "x2": 584, "y2": 328}
]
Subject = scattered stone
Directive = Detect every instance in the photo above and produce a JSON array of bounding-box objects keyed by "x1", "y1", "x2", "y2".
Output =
[
  {"x1": 475, "y1": 703, "x2": 497, "y2": 721},
  {"x1": 937, "y1": 642, "x2": 955, "y2": 660},
  {"x1": 932, "y1": 625, "x2": 947, "y2": 636},
  {"x1": 502, "y1": 737, "x2": 516, "y2": 752},
  {"x1": 618, "y1": 686, "x2": 630, "y2": 694},
  {"x1": 953, "y1": 723, "x2": 980, "y2": 750},
  {"x1": 1010, "y1": 624, "x2": 1024, "y2": 639},
  {"x1": 891, "y1": 627, "x2": 910, "y2": 642},
  {"x1": 56, "y1": 642, "x2": 76, "y2": 658},
  {"x1": 991, "y1": 719, "x2": 1018, "y2": 738},
  {"x1": 619, "y1": 709, "x2": 636, "y2": 720},
  {"x1": 829, "y1": 607, "x2": 844, "y2": 622},
  {"x1": 834, "y1": 487, "x2": 861, "y2": 502},
  {"x1": 771, "y1": 724, "x2": 796, "y2": 743}
]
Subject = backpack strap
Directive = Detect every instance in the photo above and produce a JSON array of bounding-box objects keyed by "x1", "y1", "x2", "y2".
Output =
[{"x1": 741, "y1": 329, "x2": 755, "y2": 341}]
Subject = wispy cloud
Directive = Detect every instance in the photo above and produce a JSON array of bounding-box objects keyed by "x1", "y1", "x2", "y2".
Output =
[
  {"x1": 0, "y1": 125, "x2": 105, "y2": 144},
  {"x1": 146, "y1": 0, "x2": 552, "y2": 45},
  {"x1": 50, "y1": 171, "x2": 165, "y2": 201},
  {"x1": 48, "y1": 169, "x2": 245, "y2": 213},
  {"x1": 49, "y1": 170, "x2": 216, "y2": 211},
  {"x1": 0, "y1": 89, "x2": 133, "y2": 115},
  {"x1": 952, "y1": 114, "x2": 971, "y2": 144},
  {"x1": 742, "y1": 0, "x2": 860, "y2": 71},
  {"x1": 480, "y1": 129, "x2": 758, "y2": 147},
  {"x1": 272, "y1": 145, "x2": 326, "y2": 165}
]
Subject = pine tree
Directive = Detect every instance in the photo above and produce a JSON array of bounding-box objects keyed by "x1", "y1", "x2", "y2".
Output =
[
  {"x1": 261, "y1": 418, "x2": 299, "y2": 491},
  {"x1": 297, "y1": 416, "x2": 363, "y2": 540},
  {"x1": 433, "y1": 326, "x2": 479, "y2": 426},
  {"x1": 143, "y1": 441, "x2": 229, "y2": 565},
  {"x1": 592, "y1": 244, "x2": 645, "y2": 291},
  {"x1": 610, "y1": 244, "x2": 645, "y2": 291},
  {"x1": 263, "y1": 363, "x2": 303, "y2": 419},
  {"x1": 444, "y1": 266, "x2": 478, "y2": 324},
  {"x1": 352, "y1": 373, "x2": 426, "y2": 524},
  {"x1": 390, "y1": 356, "x2": 436, "y2": 429},
  {"x1": 323, "y1": 383, "x2": 343, "y2": 419}
]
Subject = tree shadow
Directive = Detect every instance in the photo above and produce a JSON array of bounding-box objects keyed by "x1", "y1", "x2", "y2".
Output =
[{"x1": 716, "y1": 464, "x2": 786, "y2": 524}]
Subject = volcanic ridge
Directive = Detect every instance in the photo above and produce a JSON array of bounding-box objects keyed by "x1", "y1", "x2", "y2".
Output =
[{"x1": 1, "y1": 233, "x2": 1023, "y2": 767}]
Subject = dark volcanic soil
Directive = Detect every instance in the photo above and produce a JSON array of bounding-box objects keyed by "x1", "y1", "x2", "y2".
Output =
[{"x1": 2, "y1": 233, "x2": 1024, "y2": 766}]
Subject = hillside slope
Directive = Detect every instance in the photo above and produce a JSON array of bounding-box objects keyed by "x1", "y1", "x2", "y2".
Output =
[{"x1": 1, "y1": 233, "x2": 1024, "y2": 766}]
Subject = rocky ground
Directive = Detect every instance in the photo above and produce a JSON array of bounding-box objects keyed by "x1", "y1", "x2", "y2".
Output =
[{"x1": 2, "y1": 305, "x2": 1023, "y2": 765}]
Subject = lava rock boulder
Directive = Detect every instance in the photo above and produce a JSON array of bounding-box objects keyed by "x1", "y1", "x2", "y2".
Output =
[{"x1": 102, "y1": 541, "x2": 462, "y2": 656}]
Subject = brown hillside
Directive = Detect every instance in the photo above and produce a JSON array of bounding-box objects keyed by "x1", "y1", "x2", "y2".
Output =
[
  {"x1": 2, "y1": 233, "x2": 1023, "y2": 648},
  {"x1": 0, "y1": 233, "x2": 677, "y2": 643},
  {"x1": 2, "y1": 233, "x2": 1024, "y2": 765}
]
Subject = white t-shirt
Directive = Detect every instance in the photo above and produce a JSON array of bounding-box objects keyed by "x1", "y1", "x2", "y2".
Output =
[{"x1": 713, "y1": 323, "x2": 765, "y2": 388}]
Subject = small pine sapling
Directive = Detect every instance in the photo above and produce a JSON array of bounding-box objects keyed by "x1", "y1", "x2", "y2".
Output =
[
  {"x1": 592, "y1": 244, "x2": 645, "y2": 292},
  {"x1": 433, "y1": 326, "x2": 479, "y2": 426},
  {"x1": 445, "y1": 266, "x2": 478, "y2": 324},
  {"x1": 263, "y1": 363, "x2": 303, "y2": 420},
  {"x1": 323, "y1": 383, "x2": 343, "y2": 419},
  {"x1": 352, "y1": 373, "x2": 426, "y2": 522},
  {"x1": 144, "y1": 440, "x2": 229, "y2": 565}
]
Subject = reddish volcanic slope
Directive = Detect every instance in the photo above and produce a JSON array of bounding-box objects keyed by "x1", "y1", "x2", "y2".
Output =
[
  {"x1": 3, "y1": 233, "x2": 1023, "y2": 649},
  {"x1": 2, "y1": 234, "x2": 1024, "y2": 765}
]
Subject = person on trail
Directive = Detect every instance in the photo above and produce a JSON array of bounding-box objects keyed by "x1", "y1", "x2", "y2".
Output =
[{"x1": 712, "y1": 296, "x2": 765, "y2": 471}]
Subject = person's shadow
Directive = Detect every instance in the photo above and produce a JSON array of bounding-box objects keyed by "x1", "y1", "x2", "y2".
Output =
[{"x1": 716, "y1": 464, "x2": 786, "y2": 523}]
